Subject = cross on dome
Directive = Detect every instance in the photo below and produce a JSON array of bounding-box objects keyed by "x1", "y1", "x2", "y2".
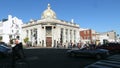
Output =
[{"x1": 47, "y1": 3, "x2": 51, "y2": 9}]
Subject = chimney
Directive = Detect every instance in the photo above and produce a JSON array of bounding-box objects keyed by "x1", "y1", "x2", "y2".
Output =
[
  {"x1": 71, "y1": 19, "x2": 74, "y2": 23},
  {"x1": 8, "y1": 15, "x2": 12, "y2": 20}
]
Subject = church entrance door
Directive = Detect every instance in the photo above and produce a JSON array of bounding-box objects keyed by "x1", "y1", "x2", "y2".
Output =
[{"x1": 46, "y1": 37, "x2": 52, "y2": 47}]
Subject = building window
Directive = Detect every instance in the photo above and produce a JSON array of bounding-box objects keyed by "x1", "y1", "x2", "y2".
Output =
[
  {"x1": 46, "y1": 26, "x2": 52, "y2": 36},
  {"x1": 42, "y1": 40, "x2": 44, "y2": 47},
  {"x1": 12, "y1": 30, "x2": 14, "y2": 33},
  {"x1": 30, "y1": 29, "x2": 33, "y2": 41},
  {"x1": 66, "y1": 29, "x2": 68, "y2": 41},
  {"x1": 74, "y1": 30, "x2": 76, "y2": 43},
  {"x1": 107, "y1": 34, "x2": 109, "y2": 36},
  {"x1": 34, "y1": 28, "x2": 37, "y2": 40},
  {"x1": 54, "y1": 40, "x2": 56, "y2": 47},
  {"x1": 0, "y1": 29, "x2": 3, "y2": 33},
  {"x1": 84, "y1": 31, "x2": 86, "y2": 34},
  {"x1": 88, "y1": 36, "x2": 90, "y2": 40},
  {"x1": 84, "y1": 36, "x2": 87, "y2": 39},
  {"x1": 60, "y1": 28, "x2": 63, "y2": 44},
  {"x1": 9, "y1": 35, "x2": 12, "y2": 40},
  {"x1": 26, "y1": 30, "x2": 29, "y2": 37},
  {"x1": 16, "y1": 36, "x2": 20, "y2": 40},
  {"x1": 87, "y1": 30, "x2": 89, "y2": 34},
  {"x1": 70, "y1": 30, "x2": 72, "y2": 41},
  {"x1": 16, "y1": 30, "x2": 19, "y2": 34}
]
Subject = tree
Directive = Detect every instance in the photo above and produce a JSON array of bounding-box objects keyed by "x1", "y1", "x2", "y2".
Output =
[
  {"x1": 24, "y1": 37, "x2": 29, "y2": 43},
  {"x1": 0, "y1": 36, "x2": 2, "y2": 42}
]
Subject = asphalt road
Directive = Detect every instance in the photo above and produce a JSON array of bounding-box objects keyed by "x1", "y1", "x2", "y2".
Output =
[{"x1": 0, "y1": 48, "x2": 98, "y2": 68}]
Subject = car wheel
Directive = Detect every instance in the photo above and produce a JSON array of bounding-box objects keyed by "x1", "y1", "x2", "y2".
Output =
[
  {"x1": 96, "y1": 54, "x2": 102, "y2": 59},
  {"x1": 70, "y1": 52, "x2": 76, "y2": 57}
]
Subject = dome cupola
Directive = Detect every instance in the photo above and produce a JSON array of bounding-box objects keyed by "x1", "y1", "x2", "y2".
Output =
[{"x1": 41, "y1": 4, "x2": 57, "y2": 19}]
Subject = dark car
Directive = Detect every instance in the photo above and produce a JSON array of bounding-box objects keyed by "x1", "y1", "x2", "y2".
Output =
[
  {"x1": 0, "y1": 42, "x2": 12, "y2": 58},
  {"x1": 96, "y1": 43, "x2": 120, "y2": 53},
  {"x1": 66, "y1": 48, "x2": 109, "y2": 59}
]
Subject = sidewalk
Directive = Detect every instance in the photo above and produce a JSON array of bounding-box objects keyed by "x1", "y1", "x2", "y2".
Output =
[{"x1": 25, "y1": 46, "x2": 55, "y2": 49}]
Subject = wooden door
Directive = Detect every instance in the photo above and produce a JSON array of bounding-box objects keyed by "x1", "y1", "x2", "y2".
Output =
[{"x1": 46, "y1": 37, "x2": 52, "y2": 47}]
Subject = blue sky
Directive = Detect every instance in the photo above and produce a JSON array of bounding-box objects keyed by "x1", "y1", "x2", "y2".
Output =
[{"x1": 0, "y1": 0, "x2": 120, "y2": 35}]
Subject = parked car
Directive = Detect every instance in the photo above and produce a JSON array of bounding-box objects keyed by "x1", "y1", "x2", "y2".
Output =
[
  {"x1": 66, "y1": 48, "x2": 109, "y2": 59},
  {"x1": 96, "y1": 43, "x2": 120, "y2": 53},
  {"x1": 0, "y1": 42, "x2": 12, "y2": 58}
]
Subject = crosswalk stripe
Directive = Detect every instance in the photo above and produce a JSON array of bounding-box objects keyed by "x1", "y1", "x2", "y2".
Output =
[
  {"x1": 95, "y1": 61, "x2": 120, "y2": 67},
  {"x1": 106, "y1": 58, "x2": 120, "y2": 62},
  {"x1": 107, "y1": 57, "x2": 120, "y2": 60},
  {"x1": 85, "y1": 54, "x2": 120, "y2": 68},
  {"x1": 100, "y1": 60, "x2": 120, "y2": 64},
  {"x1": 85, "y1": 64, "x2": 111, "y2": 68},
  {"x1": 107, "y1": 55, "x2": 120, "y2": 60}
]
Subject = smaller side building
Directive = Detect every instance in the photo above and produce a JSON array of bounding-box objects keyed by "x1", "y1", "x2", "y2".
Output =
[
  {"x1": 80, "y1": 28, "x2": 117, "y2": 45},
  {"x1": 98, "y1": 30, "x2": 117, "y2": 44},
  {"x1": 79, "y1": 28, "x2": 97, "y2": 44},
  {"x1": 0, "y1": 15, "x2": 23, "y2": 44}
]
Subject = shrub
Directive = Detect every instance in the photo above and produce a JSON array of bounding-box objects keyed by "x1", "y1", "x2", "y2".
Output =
[{"x1": 24, "y1": 37, "x2": 29, "y2": 43}]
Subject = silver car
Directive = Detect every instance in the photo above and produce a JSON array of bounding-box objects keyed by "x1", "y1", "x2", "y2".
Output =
[{"x1": 66, "y1": 48, "x2": 110, "y2": 59}]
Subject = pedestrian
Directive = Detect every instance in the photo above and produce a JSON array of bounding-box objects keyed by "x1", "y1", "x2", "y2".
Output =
[
  {"x1": 13, "y1": 40, "x2": 20, "y2": 59},
  {"x1": 11, "y1": 39, "x2": 17, "y2": 68},
  {"x1": 18, "y1": 42, "x2": 25, "y2": 59},
  {"x1": 12, "y1": 39, "x2": 25, "y2": 60},
  {"x1": 77, "y1": 43, "x2": 81, "y2": 49},
  {"x1": 11, "y1": 39, "x2": 25, "y2": 68}
]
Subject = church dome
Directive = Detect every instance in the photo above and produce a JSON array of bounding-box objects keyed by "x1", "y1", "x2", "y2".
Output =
[{"x1": 41, "y1": 4, "x2": 57, "y2": 19}]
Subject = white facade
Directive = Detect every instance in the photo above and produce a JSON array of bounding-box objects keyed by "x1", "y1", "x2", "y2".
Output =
[
  {"x1": 0, "y1": 15, "x2": 23, "y2": 44},
  {"x1": 22, "y1": 4, "x2": 80, "y2": 47},
  {"x1": 98, "y1": 31, "x2": 117, "y2": 44},
  {"x1": 98, "y1": 34, "x2": 109, "y2": 44}
]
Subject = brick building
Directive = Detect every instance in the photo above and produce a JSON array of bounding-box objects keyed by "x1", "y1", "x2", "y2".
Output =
[{"x1": 80, "y1": 28, "x2": 97, "y2": 44}]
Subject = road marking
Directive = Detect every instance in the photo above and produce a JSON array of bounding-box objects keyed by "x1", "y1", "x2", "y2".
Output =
[
  {"x1": 85, "y1": 64, "x2": 111, "y2": 68},
  {"x1": 95, "y1": 61, "x2": 120, "y2": 67},
  {"x1": 85, "y1": 54, "x2": 120, "y2": 68}
]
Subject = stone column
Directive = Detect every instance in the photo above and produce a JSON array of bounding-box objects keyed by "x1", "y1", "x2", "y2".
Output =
[
  {"x1": 37, "y1": 27, "x2": 40, "y2": 46},
  {"x1": 72, "y1": 30, "x2": 74, "y2": 43},
  {"x1": 56, "y1": 25, "x2": 61, "y2": 46},
  {"x1": 74, "y1": 30, "x2": 76, "y2": 43},
  {"x1": 68, "y1": 29, "x2": 70, "y2": 43},
  {"x1": 65, "y1": 29, "x2": 69, "y2": 47},
  {"x1": 28, "y1": 29, "x2": 32, "y2": 46},
  {"x1": 76, "y1": 29, "x2": 80, "y2": 43},
  {"x1": 63, "y1": 28, "x2": 66, "y2": 45},
  {"x1": 43, "y1": 26, "x2": 46, "y2": 47},
  {"x1": 36, "y1": 28, "x2": 39, "y2": 46}
]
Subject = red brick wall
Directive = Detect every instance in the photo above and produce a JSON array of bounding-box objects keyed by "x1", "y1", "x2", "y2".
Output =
[{"x1": 80, "y1": 29, "x2": 92, "y2": 40}]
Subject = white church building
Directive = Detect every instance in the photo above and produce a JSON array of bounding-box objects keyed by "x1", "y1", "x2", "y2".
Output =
[
  {"x1": 0, "y1": 15, "x2": 23, "y2": 44},
  {"x1": 22, "y1": 4, "x2": 80, "y2": 47}
]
